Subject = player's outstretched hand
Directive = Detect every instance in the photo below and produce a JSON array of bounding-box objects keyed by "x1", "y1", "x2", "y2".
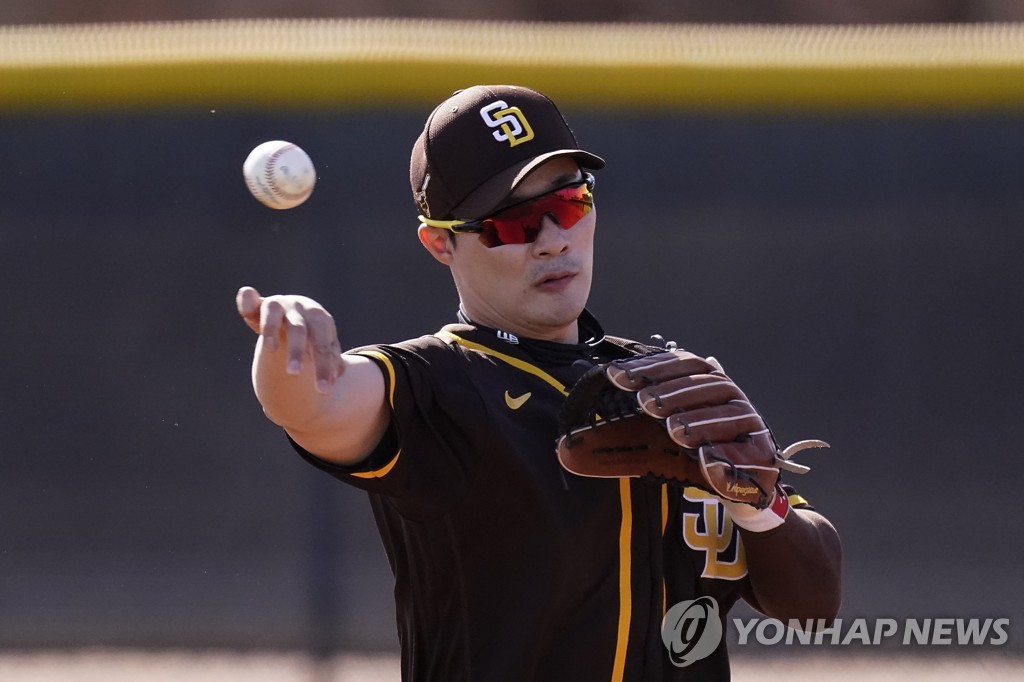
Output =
[{"x1": 236, "y1": 286, "x2": 343, "y2": 393}]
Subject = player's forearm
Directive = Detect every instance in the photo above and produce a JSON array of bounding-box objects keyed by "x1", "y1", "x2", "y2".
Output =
[
  {"x1": 740, "y1": 508, "x2": 842, "y2": 625},
  {"x1": 251, "y1": 339, "x2": 388, "y2": 463}
]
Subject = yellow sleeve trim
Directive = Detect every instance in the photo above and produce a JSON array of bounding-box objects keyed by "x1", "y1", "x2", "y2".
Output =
[
  {"x1": 788, "y1": 493, "x2": 810, "y2": 507},
  {"x1": 356, "y1": 349, "x2": 398, "y2": 407},
  {"x1": 349, "y1": 449, "x2": 401, "y2": 479},
  {"x1": 347, "y1": 349, "x2": 400, "y2": 479}
]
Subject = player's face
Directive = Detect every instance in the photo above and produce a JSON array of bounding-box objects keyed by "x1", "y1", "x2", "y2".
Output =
[{"x1": 448, "y1": 157, "x2": 596, "y2": 343}]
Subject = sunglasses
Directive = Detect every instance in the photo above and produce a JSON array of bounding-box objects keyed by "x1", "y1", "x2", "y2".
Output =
[{"x1": 419, "y1": 173, "x2": 595, "y2": 248}]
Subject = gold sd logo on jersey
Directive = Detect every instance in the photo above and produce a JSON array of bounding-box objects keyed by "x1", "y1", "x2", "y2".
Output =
[
  {"x1": 681, "y1": 487, "x2": 748, "y2": 581},
  {"x1": 479, "y1": 100, "x2": 535, "y2": 147}
]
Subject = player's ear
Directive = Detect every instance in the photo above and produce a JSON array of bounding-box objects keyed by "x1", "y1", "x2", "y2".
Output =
[{"x1": 418, "y1": 224, "x2": 456, "y2": 265}]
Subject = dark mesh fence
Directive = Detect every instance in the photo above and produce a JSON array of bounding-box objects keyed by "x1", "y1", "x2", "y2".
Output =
[{"x1": 1, "y1": 107, "x2": 1021, "y2": 651}]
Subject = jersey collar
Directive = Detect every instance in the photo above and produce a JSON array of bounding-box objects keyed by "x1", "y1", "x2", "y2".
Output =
[{"x1": 454, "y1": 307, "x2": 605, "y2": 345}]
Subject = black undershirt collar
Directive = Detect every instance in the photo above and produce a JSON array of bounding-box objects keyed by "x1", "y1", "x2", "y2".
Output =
[{"x1": 455, "y1": 307, "x2": 607, "y2": 367}]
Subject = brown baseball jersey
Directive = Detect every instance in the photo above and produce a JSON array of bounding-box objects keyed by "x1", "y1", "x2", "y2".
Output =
[{"x1": 290, "y1": 310, "x2": 813, "y2": 681}]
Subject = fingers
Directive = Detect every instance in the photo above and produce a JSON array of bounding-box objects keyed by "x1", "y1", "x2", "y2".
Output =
[
  {"x1": 282, "y1": 302, "x2": 342, "y2": 392},
  {"x1": 609, "y1": 350, "x2": 771, "y2": 455},
  {"x1": 236, "y1": 286, "x2": 264, "y2": 334},
  {"x1": 304, "y1": 308, "x2": 343, "y2": 392},
  {"x1": 666, "y1": 401, "x2": 767, "y2": 449},
  {"x1": 637, "y1": 375, "x2": 746, "y2": 419},
  {"x1": 241, "y1": 289, "x2": 343, "y2": 394},
  {"x1": 283, "y1": 304, "x2": 308, "y2": 373},
  {"x1": 259, "y1": 297, "x2": 285, "y2": 352},
  {"x1": 699, "y1": 438, "x2": 780, "y2": 507},
  {"x1": 606, "y1": 350, "x2": 719, "y2": 391}
]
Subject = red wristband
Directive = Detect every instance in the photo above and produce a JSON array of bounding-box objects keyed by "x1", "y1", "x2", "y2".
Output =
[{"x1": 768, "y1": 482, "x2": 790, "y2": 520}]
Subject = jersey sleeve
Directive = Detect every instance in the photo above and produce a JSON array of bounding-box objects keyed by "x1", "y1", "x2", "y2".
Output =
[
  {"x1": 287, "y1": 335, "x2": 488, "y2": 516},
  {"x1": 780, "y1": 482, "x2": 815, "y2": 511}
]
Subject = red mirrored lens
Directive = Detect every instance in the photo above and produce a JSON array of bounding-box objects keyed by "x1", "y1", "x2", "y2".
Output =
[{"x1": 477, "y1": 182, "x2": 593, "y2": 247}]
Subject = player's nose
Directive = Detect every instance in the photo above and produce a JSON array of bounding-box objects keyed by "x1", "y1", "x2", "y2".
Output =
[{"x1": 531, "y1": 215, "x2": 570, "y2": 256}]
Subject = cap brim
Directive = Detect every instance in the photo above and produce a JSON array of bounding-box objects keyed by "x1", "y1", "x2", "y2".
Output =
[{"x1": 452, "y1": 149, "x2": 605, "y2": 220}]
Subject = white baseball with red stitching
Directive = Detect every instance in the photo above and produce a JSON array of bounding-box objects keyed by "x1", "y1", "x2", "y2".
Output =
[{"x1": 243, "y1": 140, "x2": 316, "y2": 209}]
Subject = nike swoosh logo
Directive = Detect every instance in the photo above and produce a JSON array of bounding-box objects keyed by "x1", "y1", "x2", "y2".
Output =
[{"x1": 505, "y1": 391, "x2": 532, "y2": 410}]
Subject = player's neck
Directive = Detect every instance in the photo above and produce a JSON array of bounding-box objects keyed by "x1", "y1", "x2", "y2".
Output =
[{"x1": 458, "y1": 307, "x2": 579, "y2": 344}]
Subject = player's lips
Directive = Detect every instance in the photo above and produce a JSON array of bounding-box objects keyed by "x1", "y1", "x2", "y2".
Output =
[{"x1": 534, "y1": 270, "x2": 578, "y2": 290}]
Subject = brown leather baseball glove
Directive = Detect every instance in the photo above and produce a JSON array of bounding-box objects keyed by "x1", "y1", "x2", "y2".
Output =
[{"x1": 555, "y1": 350, "x2": 827, "y2": 509}]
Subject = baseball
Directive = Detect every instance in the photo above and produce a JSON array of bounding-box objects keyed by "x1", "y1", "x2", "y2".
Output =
[{"x1": 243, "y1": 140, "x2": 316, "y2": 209}]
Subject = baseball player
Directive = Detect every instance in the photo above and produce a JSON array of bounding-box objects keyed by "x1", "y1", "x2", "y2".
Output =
[{"x1": 237, "y1": 85, "x2": 841, "y2": 680}]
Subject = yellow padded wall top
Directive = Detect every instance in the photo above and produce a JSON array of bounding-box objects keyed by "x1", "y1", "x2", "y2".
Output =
[{"x1": 2, "y1": 18, "x2": 1024, "y2": 111}]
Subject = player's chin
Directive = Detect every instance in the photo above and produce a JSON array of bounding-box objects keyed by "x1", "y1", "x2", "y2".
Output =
[{"x1": 528, "y1": 292, "x2": 589, "y2": 328}]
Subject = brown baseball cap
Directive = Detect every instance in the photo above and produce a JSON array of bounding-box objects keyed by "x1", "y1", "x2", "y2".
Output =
[{"x1": 410, "y1": 85, "x2": 605, "y2": 221}]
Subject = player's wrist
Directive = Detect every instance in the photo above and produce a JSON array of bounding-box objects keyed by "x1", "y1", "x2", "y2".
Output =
[{"x1": 722, "y1": 483, "x2": 790, "y2": 532}]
